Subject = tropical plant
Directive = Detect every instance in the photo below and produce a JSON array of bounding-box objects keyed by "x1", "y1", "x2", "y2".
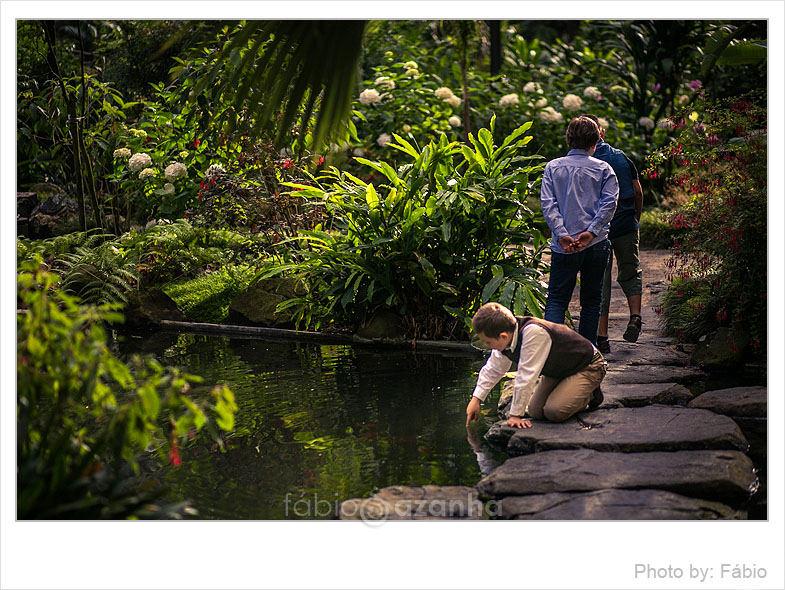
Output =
[
  {"x1": 17, "y1": 262, "x2": 238, "y2": 518},
  {"x1": 258, "y1": 117, "x2": 549, "y2": 340}
]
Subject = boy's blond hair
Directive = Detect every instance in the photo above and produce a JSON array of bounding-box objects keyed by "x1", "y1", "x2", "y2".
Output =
[{"x1": 472, "y1": 302, "x2": 516, "y2": 338}]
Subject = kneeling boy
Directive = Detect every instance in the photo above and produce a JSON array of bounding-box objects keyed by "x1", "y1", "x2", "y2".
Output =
[{"x1": 466, "y1": 302, "x2": 606, "y2": 429}]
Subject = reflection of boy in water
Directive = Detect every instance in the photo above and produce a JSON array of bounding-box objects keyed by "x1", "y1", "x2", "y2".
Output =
[{"x1": 465, "y1": 303, "x2": 606, "y2": 430}]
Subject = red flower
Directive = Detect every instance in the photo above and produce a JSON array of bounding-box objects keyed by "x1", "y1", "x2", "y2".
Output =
[
  {"x1": 169, "y1": 444, "x2": 182, "y2": 466},
  {"x1": 282, "y1": 158, "x2": 293, "y2": 169},
  {"x1": 144, "y1": 136, "x2": 151, "y2": 143},
  {"x1": 193, "y1": 138, "x2": 201, "y2": 147},
  {"x1": 316, "y1": 155, "x2": 325, "y2": 165}
]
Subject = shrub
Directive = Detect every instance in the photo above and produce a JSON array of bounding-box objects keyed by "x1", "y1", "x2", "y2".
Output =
[
  {"x1": 17, "y1": 263, "x2": 238, "y2": 518},
  {"x1": 163, "y1": 265, "x2": 257, "y2": 323},
  {"x1": 638, "y1": 209, "x2": 683, "y2": 249},
  {"x1": 260, "y1": 117, "x2": 549, "y2": 340},
  {"x1": 647, "y1": 91, "x2": 766, "y2": 355}
]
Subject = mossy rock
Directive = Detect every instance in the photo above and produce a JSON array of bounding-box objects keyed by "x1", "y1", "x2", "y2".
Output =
[{"x1": 228, "y1": 277, "x2": 307, "y2": 328}]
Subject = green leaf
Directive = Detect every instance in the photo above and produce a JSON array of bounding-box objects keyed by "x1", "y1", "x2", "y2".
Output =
[
  {"x1": 481, "y1": 275, "x2": 505, "y2": 303},
  {"x1": 366, "y1": 183, "x2": 379, "y2": 210}
]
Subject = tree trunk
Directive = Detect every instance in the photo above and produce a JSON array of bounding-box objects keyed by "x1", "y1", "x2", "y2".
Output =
[{"x1": 488, "y1": 21, "x2": 502, "y2": 76}]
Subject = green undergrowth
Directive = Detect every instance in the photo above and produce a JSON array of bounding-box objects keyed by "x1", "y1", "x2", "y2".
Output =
[
  {"x1": 162, "y1": 264, "x2": 256, "y2": 323},
  {"x1": 639, "y1": 209, "x2": 682, "y2": 249}
]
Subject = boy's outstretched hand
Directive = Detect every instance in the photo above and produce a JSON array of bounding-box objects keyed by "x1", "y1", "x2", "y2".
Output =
[
  {"x1": 465, "y1": 397, "x2": 481, "y2": 427},
  {"x1": 507, "y1": 416, "x2": 532, "y2": 429}
]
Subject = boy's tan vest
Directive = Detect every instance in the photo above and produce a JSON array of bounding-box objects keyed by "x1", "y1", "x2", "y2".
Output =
[{"x1": 500, "y1": 316, "x2": 595, "y2": 378}]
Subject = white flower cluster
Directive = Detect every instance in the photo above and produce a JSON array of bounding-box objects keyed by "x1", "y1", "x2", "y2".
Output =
[
  {"x1": 657, "y1": 119, "x2": 675, "y2": 130},
  {"x1": 678, "y1": 94, "x2": 690, "y2": 105},
  {"x1": 113, "y1": 148, "x2": 132, "y2": 159},
  {"x1": 403, "y1": 61, "x2": 419, "y2": 76},
  {"x1": 163, "y1": 183, "x2": 175, "y2": 194},
  {"x1": 448, "y1": 115, "x2": 462, "y2": 127},
  {"x1": 538, "y1": 106, "x2": 563, "y2": 123},
  {"x1": 638, "y1": 117, "x2": 655, "y2": 131},
  {"x1": 164, "y1": 162, "x2": 187, "y2": 181},
  {"x1": 128, "y1": 152, "x2": 152, "y2": 172},
  {"x1": 205, "y1": 164, "x2": 225, "y2": 177},
  {"x1": 138, "y1": 168, "x2": 156, "y2": 180},
  {"x1": 375, "y1": 76, "x2": 396, "y2": 91},
  {"x1": 523, "y1": 81, "x2": 543, "y2": 93},
  {"x1": 583, "y1": 86, "x2": 602, "y2": 100},
  {"x1": 377, "y1": 133, "x2": 392, "y2": 147},
  {"x1": 534, "y1": 97, "x2": 548, "y2": 109},
  {"x1": 128, "y1": 129, "x2": 147, "y2": 139},
  {"x1": 562, "y1": 94, "x2": 584, "y2": 112},
  {"x1": 434, "y1": 87, "x2": 461, "y2": 108},
  {"x1": 179, "y1": 150, "x2": 190, "y2": 159},
  {"x1": 597, "y1": 117, "x2": 610, "y2": 130},
  {"x1": 499, "y1": 93, "x2": 519, "y2": 107},
  {"x1": 359, "y1": 88, "x2": 382, "y2": 106}
]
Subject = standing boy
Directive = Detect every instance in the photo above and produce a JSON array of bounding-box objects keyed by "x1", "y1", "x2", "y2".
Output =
[
  {"x1": 581, "y1": 114, "x2": 644, "y2": 353},
  {"x1": 466, "y1": 302, "x2": 606, "y2": 429},
  {"x1": 540, "y1": 116, "x2": 619, "y2": 345}
]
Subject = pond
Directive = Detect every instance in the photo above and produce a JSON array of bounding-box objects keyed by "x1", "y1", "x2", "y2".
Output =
[{"x1": 118, "y1": 330, "x2": 505, "y2": 519}]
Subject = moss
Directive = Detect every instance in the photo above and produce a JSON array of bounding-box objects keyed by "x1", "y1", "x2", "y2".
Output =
[{"x1": 163, "y1": 265, "x2": 257, "y2": 324}]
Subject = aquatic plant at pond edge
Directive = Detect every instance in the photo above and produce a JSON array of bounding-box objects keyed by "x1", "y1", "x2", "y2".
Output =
[{"x1": 257, "y1": 116, "x2": 549, "y2": 340}]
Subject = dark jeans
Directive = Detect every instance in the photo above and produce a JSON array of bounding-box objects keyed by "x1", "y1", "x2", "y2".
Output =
[{"x1": 544, "y1": 239, "x2": 611, "y2": 345}]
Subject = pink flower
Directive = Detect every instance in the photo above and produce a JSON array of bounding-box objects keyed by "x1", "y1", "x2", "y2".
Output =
[
  {"x1": 688, "y1": 80, "x2": 702, "y2": 91},
  {"x1": 169, "y1": 444, "x2": 182, "y2": 466}
]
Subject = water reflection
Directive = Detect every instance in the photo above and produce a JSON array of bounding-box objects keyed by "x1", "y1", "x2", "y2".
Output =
[{"x1": 119, "y1": 331, "x2": 505, "y2": 519}]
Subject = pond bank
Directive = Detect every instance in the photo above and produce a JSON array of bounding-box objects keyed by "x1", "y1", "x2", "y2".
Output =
[{"x1": 338, "y1": 249, "x2": 767, "y2": 520}]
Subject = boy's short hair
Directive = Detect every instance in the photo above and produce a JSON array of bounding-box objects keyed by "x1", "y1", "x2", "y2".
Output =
[
  {"x1": 472, "y1": 302, "x2": 516, "y2": 338},
  {"x1": 566, "y1": 116, "x2": 601, "y2": 150}
]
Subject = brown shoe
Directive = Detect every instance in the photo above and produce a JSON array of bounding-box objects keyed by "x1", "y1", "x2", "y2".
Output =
[{"x1": 623, "y1": 315, "x2": 642, "y2": 343}]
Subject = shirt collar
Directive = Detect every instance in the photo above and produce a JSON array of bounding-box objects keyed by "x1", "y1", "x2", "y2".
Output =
[
  {"x1": 506, "y1": 322, "x2": 519, "y2": 352},
  {"x1": 567, "y1": 148, "x2": 591, "y2": 157}
]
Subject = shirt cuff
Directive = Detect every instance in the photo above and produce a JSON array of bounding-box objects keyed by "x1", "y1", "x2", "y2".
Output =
[{"x1": 471, "y1": 388, "x2": 488, "y2": 401}]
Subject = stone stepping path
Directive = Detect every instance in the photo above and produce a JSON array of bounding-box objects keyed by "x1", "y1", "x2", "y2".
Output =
[{"x1": 495, "y1": 488, "x2": 747, "y2": 520}]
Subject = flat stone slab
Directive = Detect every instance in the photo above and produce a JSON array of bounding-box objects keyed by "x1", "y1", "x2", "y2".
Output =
[
  {"x1": 604, "y1": 364, "x2": 707, "y2": 385},
  {"x1": 338, "y1": 485, "x2": 482, "y2": 520},
  {"x1": 497, "y1": 488, "x2": 746, "y2": 520},
  {"x1": 603, "y1": 340, "x2": 691, "y2": 367},
  {"x1": 485, "y1": 405, "x2": 749, "y2": 455},
  {"x1": 688, "y1": 386, "x2": 767, "y2": 417},
  {"x1": 601, "y1": 383, "x2": 694, "y2": 408},
  {"x1": 476, "y1": 448, "x2": 758, "y2": 503}
]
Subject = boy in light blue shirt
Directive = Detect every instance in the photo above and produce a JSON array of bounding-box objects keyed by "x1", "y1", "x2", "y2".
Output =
[{"x1": 540, "y1": 116, "x2": 618, "y2": 345}]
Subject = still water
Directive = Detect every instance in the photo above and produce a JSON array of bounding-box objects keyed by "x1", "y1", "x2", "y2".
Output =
[{"x1": 119, "y1": 331, "x2": 505, "y2": 519}]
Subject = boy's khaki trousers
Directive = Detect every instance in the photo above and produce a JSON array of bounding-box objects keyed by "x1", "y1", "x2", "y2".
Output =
[{"x1": 526, "y1": 354, "x2": 607, "y2": 422}]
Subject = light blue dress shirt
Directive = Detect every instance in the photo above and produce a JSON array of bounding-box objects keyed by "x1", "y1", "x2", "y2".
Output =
[{"x1": 540, "y1": 149, "x2": 619, "y2": 254}]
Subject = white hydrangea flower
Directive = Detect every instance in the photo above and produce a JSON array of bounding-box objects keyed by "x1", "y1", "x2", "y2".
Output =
[
  {"x1": 359, "y1": 88, "x2": 382, "y2": 106},
  {"x1": 446, "y1": 178, "x2": 458, "y2": 187},
  {"x1": 583, "y1": 86, "x2": 602, "y2": 100},
  {"x1": 657, "y1": 119, "x2": 675, "y2": 130},
  {"x1": 448, "y1": 115, "x2": 462, "y2": 127},
  {"x1": 402, "y1": 124, "x2": 412, "y2": 133},
  {"x1": 434, "y1": 87, "x2": 454, "y2": 100},
  {"x1": 562, "y1": 94, "x2": 584, "y2": 111},
  {"x1": 113, "y1": 148, "x2": 131, "y2": 159},
  {"x1": 403, "y1": 61, "x2": 418, "y2": 70},
  {"x1": 179, "y1": 151, "x2": 189, "y2": 159},
  {"x1": 374, "y1": 76, "x2": 396, "y2": 91},
  {"x1": 353, "y1": 148, "x2": 366, "y2": 157},
  {"x1": 128, "y1": 152, "x2": 152, "y2": 172},
  {"x1": 138, "y1": 167, "x2": 156, "y2": 179},
  {"x1": 404, "y1": 68, "x2": 419, "y2": 76},
  {"x1": 598, "y1": 117, "x2": 609, "y2": 130},
  {"x1": 163, "y1": 183, "x2": 175, "y2": 194},
  {"x1": 164, "y1": 162, "x2": 187, "y2": 181},
  {"x1": 499, "y1": 93, "x2": 520, "y2": 107},
  {"x1": 523, "y1": 81, "x2": 543, "y2": 93},
  {"x1": 377, "y1": 133, "x2": 392, "y2": 147},
  {"x1": 638, "y1": 117, "x2": 655, "y2": 131},
  {"x1": 534, "y1": 97, "x2": 548, "y2": 108},
  {"x1": 538, "y1": 107, "x2": 563, "y2": 123},
  {"x1": 205, "y1": 164, "x2": 225, "y2": 177},
  {"x1": 445, "y1": 95, "x2": 462, "y2": 108}
]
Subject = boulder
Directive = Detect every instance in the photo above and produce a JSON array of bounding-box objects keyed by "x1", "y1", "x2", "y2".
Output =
[
  {"x1": 485, "y1": 405, "x2": 749, "y2": 455},
  {"x1": 28, "y1": 194, "x2": 89, "y2": 239},
  {"x1": 601, "y1": 382, "x2": 694, "y2": 408},
  {"x1": 691, "y1": 327, "x2": 749, "y2": 370},
  {"x1": 496, "y1": 488, "x2": 745, "y2": 520},
  {"x1": 339, "y1": 485, "x2": 483, "y2": 520},
  {"x1": 688, "y1": 386, "x2": 766, "y2": 418},
  {"x1": 228, "y1": 277, "x2": 306, "y2": 328},
  {"x1": 123, "y1": 289, "x2": 186, "y2": 329},
  {"x1": 602, "y1": 340, "x2": 692, "y2": 367},
  {"x1": 604, "y1": 364, "x2": 706, "y2": 385},
  {"x1": 17, "y1": 192, "x2": 39, "y2": 219},
  {"x1": 356, "y1": 310, "x2": 405, "y2": 339},
  {"x1": 476, "y1": 448, "x2": 758, "y2": 503}
]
